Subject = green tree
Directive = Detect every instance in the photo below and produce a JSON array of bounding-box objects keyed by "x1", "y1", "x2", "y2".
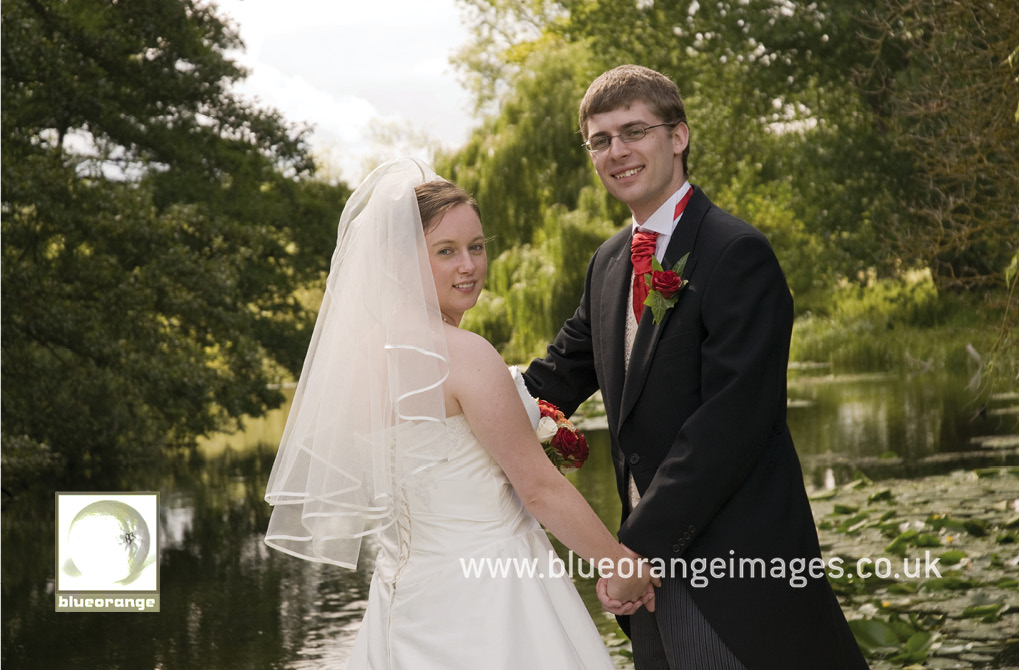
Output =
[
  {"x1": 448, "y1": 0, "x2": 1016, "y2": 358},
  {"x1": 448, "y1": 1, "x2": 875, "y2": 330},
  {"x1": 859, "y1": 0, "x2": 1019, "y2": 290},
  {"x1": 452, "y1": 0, "x2": 565, "y2": 112},
  {"x1": 464, "y1": 191, "x2": 618, "y2": 361},
  {"x1": 440, "y1": 39, "x2": 610, "y2": 248},
  {"x1": 1, "y1": 0, "x2": 347, "y2": 487},
  {"x1": 563, "y1": 0, "x2": 900, "y2": 279},
  {"x1": 441, "y1": 41, "x2": 629, "y2": 357}
]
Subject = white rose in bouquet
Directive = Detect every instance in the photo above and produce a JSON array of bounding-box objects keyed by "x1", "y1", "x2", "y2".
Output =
[{"x1": 536, "y1": 416, "x2": 559, "y2": 443}]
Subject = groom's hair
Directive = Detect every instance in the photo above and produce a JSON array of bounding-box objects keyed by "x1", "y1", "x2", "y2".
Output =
[
  {"x1": 414, "y1": 180, "x2": 481, "y2": 233},
  {"x1": 578, "y1": 64, "x2": 689, "y2": 176}
]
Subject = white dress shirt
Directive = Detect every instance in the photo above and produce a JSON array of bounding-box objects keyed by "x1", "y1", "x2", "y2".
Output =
[{"x1": 624, "y1": 181, "x2": 691, "y2": 511}]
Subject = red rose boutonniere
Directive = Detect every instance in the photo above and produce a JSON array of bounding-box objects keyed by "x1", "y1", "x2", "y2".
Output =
[
  {"x1": 535, "y1": 399, "x2": 589, "y2": 473},
  {"x1": 643, "y1": 252, "x2": 691, "y2": 324}
]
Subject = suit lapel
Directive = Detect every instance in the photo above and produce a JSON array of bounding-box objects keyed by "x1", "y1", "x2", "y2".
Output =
[
  {"x1": 599, "y1": 231, "x2": 632, "y2": 432},
  {"x1": 619, "y1": 186, "x2": 708, "y2": 426}
]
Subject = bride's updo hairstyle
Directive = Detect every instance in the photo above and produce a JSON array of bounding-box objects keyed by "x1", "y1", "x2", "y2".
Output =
[{"x1": 414, "y1": 180, "x2": 480, "y2": 233}]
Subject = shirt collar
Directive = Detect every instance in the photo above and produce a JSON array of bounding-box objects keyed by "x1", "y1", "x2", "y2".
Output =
[{"x1": 631, "y1": 181, "x2": 692, "y2": 235}]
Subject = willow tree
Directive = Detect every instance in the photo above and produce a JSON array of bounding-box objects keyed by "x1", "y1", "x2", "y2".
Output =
[
  {"x1": 440, "y1": 39, "x2": 610, "y2": 245},
  {"x1": 439, "y1": 42, "x2": 623, "y2": 359},
  {"x1": 1, "y1": 0, "x2": 345, "y2": 487},
  {"x1": 447, "y1": 0, "x2": 880, "y2": 329}
]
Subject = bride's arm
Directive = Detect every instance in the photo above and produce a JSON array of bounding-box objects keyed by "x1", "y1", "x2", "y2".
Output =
[{"x1": 447, "y1": 329, "x2": 654, "y2": 605}]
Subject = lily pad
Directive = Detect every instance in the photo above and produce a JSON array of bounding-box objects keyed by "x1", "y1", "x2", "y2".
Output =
[
  {"x1": 959, "y1": 603, "x2": 1003, "y2": 620},
  {"x1": 962, "y1": 519, "x2": 989, "y2": 536},
  {"x1": 868, "y1": 488, "x2": 895, "y2": 503},
  {"x1": 886, "y1": 529, "x2": 919, "y2": 555},
  {"x1": 813, "y1": 468, "x2": 1019, "y2": 667},
  {"x1": 888, "y1": 631, "x2": 935, "y2": 664},
  {"x1": 849, "y1": 618, "x2": 900, "y2": 650},
  {"x1": 837, "y1": 512, "x2": 871, "y2": 534}
]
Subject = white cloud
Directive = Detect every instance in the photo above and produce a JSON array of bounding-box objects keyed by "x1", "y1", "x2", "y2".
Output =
[{"x1": 213, "y1": 0, "x2": 476, "y2": 183}]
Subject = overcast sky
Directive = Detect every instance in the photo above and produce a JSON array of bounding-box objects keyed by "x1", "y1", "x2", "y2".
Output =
[{"x1": 214, "y1": 0, "x2": 478, "y2": 184}]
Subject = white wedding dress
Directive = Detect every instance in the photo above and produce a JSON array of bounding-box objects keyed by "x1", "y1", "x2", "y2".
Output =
[{"x1": 344, "y1": 369, "x2": 615, "y2": 669}]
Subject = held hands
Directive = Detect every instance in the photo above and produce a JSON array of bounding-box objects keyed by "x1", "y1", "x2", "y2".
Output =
[
  {"x1": 597, "y1": 577, "x2": 656, "y2": 616},
  {"x1": 596, "y1": 544, "x2": 661, "y2": 616}
]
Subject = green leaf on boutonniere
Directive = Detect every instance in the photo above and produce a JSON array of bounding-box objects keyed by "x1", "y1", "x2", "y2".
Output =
[
  {"x1": 645, "y1": 253, "x2": 691, "y2": 278},
  {"x1": 646, "y1": 287, "x2": 678, "y2": 323},
  {"x1": 643, "y1": 253, "x2": 691, "y2": 324},
  {"x1": 671, "y1": 252, "x2": 690, "y2": 277}
]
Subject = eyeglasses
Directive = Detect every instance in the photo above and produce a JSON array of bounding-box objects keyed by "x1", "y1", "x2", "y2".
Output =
[{"x1": 582, "y1": 123, "x2": 677, "y2": 153}]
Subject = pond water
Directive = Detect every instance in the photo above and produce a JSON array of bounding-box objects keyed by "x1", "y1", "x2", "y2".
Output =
[
  {"x1": 786, "y1": 371, "x2": 1018, "y2": 486},
  {"x1": 2, "y1": 372, "x2": 1016, "y2": 668}
]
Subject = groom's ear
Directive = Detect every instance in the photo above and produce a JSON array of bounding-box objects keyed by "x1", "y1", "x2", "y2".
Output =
[{"x1": 671, "y1": 123, "x2": 689, "y2": 156}]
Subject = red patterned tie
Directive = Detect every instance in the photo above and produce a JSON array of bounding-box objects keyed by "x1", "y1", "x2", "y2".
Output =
[
  {"x1": 631, "y1": 230, "x2": 658, "y2": 323},
  {"x1": 630, "y1": 188, "x2": 694, "y2": 324}
]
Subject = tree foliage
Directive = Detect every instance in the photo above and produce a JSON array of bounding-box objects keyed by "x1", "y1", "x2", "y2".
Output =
[
  {"x1": 452, "y1": 0, "x2": 566, "y2": 111},
  {"x1": 1, "y1": 0, "x2": 347, "y2": 486},
  {"x1": 439, "y1": 40, "x2": 612, "y2": 248},
  {"x1": 447, "y1": 0, "x2": 1018, "y2": 357},
  {"x1": 859, "y1": 0, "x2": 1019, "y2": 290}
]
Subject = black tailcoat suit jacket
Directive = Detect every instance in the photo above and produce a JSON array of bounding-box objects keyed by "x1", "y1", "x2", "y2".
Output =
[{"x1": 523, "y1": 187, "x2": 867, "y2": 669}]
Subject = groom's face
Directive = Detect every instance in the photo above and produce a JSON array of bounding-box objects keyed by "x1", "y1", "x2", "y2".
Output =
[{"x1": 585, "y1": 100, "x2": 688, "y2": 223}]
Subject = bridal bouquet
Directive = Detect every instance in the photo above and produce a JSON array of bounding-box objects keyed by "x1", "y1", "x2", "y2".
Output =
[{"x1": 536, "y1": 400, "x2": 589, "y2": 472}]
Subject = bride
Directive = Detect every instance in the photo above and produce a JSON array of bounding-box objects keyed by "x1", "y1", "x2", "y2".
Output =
[{"x1": 264, "y1": 158, "x2": 654, "y2": 668}]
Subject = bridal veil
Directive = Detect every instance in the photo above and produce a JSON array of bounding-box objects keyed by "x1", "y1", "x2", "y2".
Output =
[{"x1": 264, "y1": 158, "x2": 450, "y2": 568}]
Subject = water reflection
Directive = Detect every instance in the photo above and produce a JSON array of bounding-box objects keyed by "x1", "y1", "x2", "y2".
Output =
[
  {"x1": 3, "y1": 373, "x2": 1016, "y2": 668},
  {"x1": 786, "y1": 373, "x2": 1017, "y2": 486},
  {"x1": 1, "y1": 439, "x2": 626, "y2": 669}
]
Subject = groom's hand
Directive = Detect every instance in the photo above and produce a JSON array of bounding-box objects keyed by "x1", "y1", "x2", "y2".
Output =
[
  {"x1": 597, "y1": 577, "x2": 656, "y2": 615},
  {"x1": 598, "y1": 544, "x2": 660, "y2": 614}
]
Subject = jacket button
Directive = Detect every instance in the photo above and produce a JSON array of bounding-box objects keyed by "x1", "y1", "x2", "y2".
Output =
[
  {"x1": 628, "y1": 454, "x2": 640, "y2": 465},
  {"x1": 672, "y1": 543, "x2": 682, "y2": 552}
]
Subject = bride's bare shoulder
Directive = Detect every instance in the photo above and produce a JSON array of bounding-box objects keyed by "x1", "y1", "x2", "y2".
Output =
[
  {"x1": 440, "y1": 327, "x2": 506, "y2": 415},
  {"x1": 444, "y1": 326, "x2": 508, "y2": 384},
  {"x1": 444, "y1": 325, "x2": 498, "y2": 361}
]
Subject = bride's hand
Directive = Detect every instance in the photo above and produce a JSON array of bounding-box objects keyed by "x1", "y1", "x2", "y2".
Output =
[
  {"x1": 596, "y1": 577, "x2": 656, "y2": 615},
  {"x1": 597, "y1": 544, "x2": 660, "y2": 614}
]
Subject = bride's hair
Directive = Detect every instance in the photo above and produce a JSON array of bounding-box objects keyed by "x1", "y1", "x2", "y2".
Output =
[{"x1": 415, "y1": 180, "x2": 480, "y2": 233}]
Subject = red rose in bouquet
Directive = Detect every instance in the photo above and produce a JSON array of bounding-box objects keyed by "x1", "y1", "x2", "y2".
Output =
[
  {"x1": 535, "y1": 399, "x2": 588, "y2": 472},
  {"x1": 552, "y1": 428, "x2": 589, "y2": 466},
  {"x1": 537, "y1": 399, "x2": 566, "y2": 423}
]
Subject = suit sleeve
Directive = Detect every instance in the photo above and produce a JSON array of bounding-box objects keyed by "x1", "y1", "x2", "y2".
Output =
[
  {"x1": 618, "y1": 232, "x2": 793, "y2": 559},
  {"x1": 522, "y1": 247, "x2": 602, "y2": 417}
]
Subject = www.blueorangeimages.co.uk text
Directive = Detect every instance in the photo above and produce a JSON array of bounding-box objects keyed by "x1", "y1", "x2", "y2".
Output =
[{"x1": 460, "y1": 550, "x2": 942, "y2": 588}]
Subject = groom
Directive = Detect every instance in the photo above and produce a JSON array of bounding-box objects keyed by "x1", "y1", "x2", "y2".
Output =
[{"x1": 523, "y1": 65, "x2": 867, "y2": 669}]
